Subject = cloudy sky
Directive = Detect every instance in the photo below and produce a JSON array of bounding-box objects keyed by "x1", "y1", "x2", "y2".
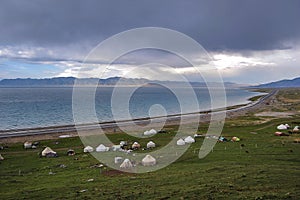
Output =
[{"x1": 0, "y1": 0, "x2": 299, "y2": 84}]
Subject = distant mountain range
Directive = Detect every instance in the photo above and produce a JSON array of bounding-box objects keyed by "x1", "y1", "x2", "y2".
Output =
[
  {"x1": 254, "y1": 77, "x2": 300, "y2": 88},
  {"x1": 1, "y1": 77, "x2": 299, "y2": 88},
  {"x1": 0, "y1": 77, "x2": 241, "y2": 88},
  {"x1": 0, "y1": 77, "x2": 125, "y2": 86}
]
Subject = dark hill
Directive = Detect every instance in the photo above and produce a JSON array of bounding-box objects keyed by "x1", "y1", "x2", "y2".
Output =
[{"x1": 254, "y1": 77, "x2": 300, "y2": 88}]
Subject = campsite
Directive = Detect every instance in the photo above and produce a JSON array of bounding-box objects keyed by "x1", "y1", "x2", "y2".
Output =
[
  {"x1": 0, "y1": 88, "x2": 299, "y2": 199},
  {"x1": 1, "y1": 0, "x2": 300, "y2": 199}
]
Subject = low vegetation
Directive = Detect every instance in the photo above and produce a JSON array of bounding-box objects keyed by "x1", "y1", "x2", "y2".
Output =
[{"x1": 248, "y1": 95, "x2": 265, "y2": 102}]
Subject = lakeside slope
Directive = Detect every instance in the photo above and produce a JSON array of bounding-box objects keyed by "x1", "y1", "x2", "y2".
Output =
[{"x1": 0, "y1": 88, "x2": 299, "y2": 199}]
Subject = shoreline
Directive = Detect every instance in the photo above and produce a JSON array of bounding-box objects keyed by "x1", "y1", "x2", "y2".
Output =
[{"x1": 0, "y1": 90, "x2": 277, "y2": 142}]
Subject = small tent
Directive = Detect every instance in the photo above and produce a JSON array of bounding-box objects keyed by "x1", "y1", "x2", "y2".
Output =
[
  {"x1": 149, "y1": 129, "x2": 157, "y2": 134},
  {"x1": 142, "y1": 154, "x2": 156, "y2": 166},
  {"x1": 41, "y1": 147, "x2": 57, "y2": 157},
  {"x1": 176, "y1": 138, "x2": 185, "y2": 146},
  {"x1": 274, "y1": 132, "x2": 289, "y2": 136},
  {"x1": 67, "y1": 149, "x2": 75, "y2": 156},
  {"x1": 120, "y1": 159, "x2": 133, "y2": 169},
  {"x1": 96, "y1": 144, "x2": 109, "y2": 152},
  {"x1": 144, "y1": 131, "x2": 151, "y2": 136},
  {"x1": 293, "y1": 126, "x2": 299, "y2": 133},
  {"x1": 147, "y1": 141, "x2": 156, "y2": 148},
  {"x1": 83, "y1": 146, "x2": 94, "y2": 153},
  {"x1": 218, "y1": 136, "x2": 228, "y2": 142},
  {"x1": 24, "y1": 141, "x2": 32, "y2": 149},
  {"x1": 184, "y1": 136, "x2": 195, "y2": 144},
  {"x1": 277, "y1": 124, "x2": 287, "y2": 130},
  {"x1": 144, "y1": 129, "x2": 157, "y2": 136},
  {"x1": 274, "y1": 132, "x2": 283, "y2": 136},
  {"x1": 132, "y1": 142, "x2": 141, "y2": 149},
  {"x1": 0, "y1": 154, "x2": 4, "y2": 161},
  {"x1": 231, "y1": 137, "x2": 240, "y2": 142},
  {"x1": 285, "y1": 124, "x2": 290, "y2": 129}
]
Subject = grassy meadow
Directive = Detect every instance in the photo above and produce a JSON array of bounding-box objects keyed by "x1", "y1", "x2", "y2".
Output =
[{"x1": 0, "y1": 89, "x2": 299, "y2": 199}]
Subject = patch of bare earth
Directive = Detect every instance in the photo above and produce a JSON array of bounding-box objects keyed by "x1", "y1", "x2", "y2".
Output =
[
  {"x1": 255, "y1": 111, "x2": 295, "y2": 117},
  {"x1": 102, "y1": 169, "x2": 134, "y2": 177}
]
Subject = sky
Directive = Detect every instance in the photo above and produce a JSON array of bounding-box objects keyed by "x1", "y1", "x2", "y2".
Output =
[{"x1": 0, "y1": 0, "x2": 300, "y2": 84}]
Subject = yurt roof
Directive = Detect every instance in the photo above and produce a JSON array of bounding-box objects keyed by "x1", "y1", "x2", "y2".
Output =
[
  {"x1": 142, "y1": 155, "x2": 156, "y2": 166},
  {"x1": 177, "y1": 138, "x2": 185, "y2": 145},
  {"x1": 184, "y1": 136, "x2": 195, "y2": 143},
  {"x1": 120, "y1": 159, "x2": 133, "y2": 168},
  {"x1": 42, "y1": 147, "x2": 56, "y2": 156}
]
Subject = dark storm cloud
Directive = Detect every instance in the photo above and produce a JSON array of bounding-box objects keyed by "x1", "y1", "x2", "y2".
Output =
[{"x1": 0, "y1": 0, "x2": 299, "y2": 51}]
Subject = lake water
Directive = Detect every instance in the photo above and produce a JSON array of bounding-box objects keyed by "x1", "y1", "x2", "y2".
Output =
[{"x1": 0, "y1": 87, "x2": 263, "y2": 130}]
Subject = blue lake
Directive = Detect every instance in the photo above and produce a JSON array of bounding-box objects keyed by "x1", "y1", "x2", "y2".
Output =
[{"x1": 0, "y1": 87, "x2": 263, "y2": 130}]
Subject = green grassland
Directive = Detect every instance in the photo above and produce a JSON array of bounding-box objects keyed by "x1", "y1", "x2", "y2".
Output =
[{"x1": 0, "y1": 89, "x2": 300, "y2": 199}]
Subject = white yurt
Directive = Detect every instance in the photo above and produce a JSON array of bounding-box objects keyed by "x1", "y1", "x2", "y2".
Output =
[
  {"x1": 143, "y1": 131, "x2": 151, "y2": 136},
  {"x1": 144, "y1": 129, "x2": 157, "y2": 136},
  {"x1": 120, "y1": 141, "x2": 127, "y2": 147},
  {"x1": 176, "y1": 138, "x2": 185, "y2": 146},
  {"x1": 41, "y1": 147, "x2": 57, "y2": 157},
  {"x1": 142, "y1": 154, "x2": 156, "y2": 166},
  {"x1": 277, "y1": 124, "x2": 287, "y2": 130},
  {"x1": 24, "y1": 141, "x2": 32, "y2": 149},
  {"x1": 96, "y1": 144, "x2": 109, "y2": 152},
  {"x1": 120, "y1": 159, "x2": 133, "y2": 169},
  {"x1": 114, "y1": 157, "x2": 123, "y2": 164},
  {"x1": 0, "y1": 154, "x2": 4, "y2": 161},
  {"x1": 83, "y1": 146, "x2": 94, "y2": 153},
  {"x1": 111, "y1": 145, "x2": 121, "y2": 152},
  {"x1": 293, "y1": 126, "x2": 299, "y2": 132},
  {"x1": 147, "y1": 141, "x2": 156, "y2": 148},
  {"x1": 184, "y1": 136, "x2": 195, "y2": 144},
  {"x1": 132, "y1": 142, "x2": 141, "y2": 149},
  {"x1": 149, "y1": 129, "x2": 157, "y2": 134}
]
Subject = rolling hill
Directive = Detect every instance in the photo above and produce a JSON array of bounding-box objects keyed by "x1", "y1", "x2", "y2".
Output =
[
  {"x1": 0, "y1": 77, "x2": 241, "y2": 88},
  {"x1": 255, "y1": 77, "x2": 300, "y2": 88}
]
